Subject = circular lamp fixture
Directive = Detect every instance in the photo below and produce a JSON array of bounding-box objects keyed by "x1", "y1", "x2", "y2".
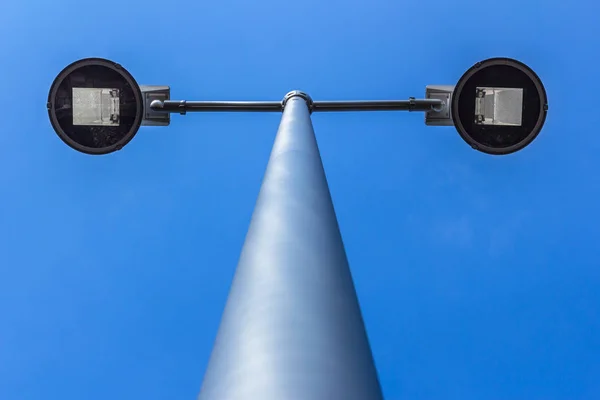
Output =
[
  {"x1": 451, "y1": 58, "x2": 548, "y2": 155},
  {"x1": 47, "y1": 58, "x2": 143, "y2": 155}
]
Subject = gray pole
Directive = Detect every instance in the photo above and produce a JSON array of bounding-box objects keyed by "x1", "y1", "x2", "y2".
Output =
[{"x1": 197, "y1": 92, "x2": 384, "y2": 400}]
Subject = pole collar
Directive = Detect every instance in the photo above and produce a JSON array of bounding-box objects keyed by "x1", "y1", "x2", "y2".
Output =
[{"x1": 282, "y1": 91, "x2": 314, "y2": 112}]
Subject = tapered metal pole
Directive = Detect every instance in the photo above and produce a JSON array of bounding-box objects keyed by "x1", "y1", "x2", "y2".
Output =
[{"x1": 197, "y1": 92, "x2": 384, "y2": 400}]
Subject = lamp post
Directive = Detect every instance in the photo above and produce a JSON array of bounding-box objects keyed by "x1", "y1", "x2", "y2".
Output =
[{"x1": 47, "y1": 57, "x2": 548, "y2": 400}]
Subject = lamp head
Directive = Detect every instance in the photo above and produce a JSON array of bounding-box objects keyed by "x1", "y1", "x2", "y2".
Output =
[
  {"x1": 47, "y1": 58, "x2": 143, "y2": 155},
  {"x1": 451, "y1": 57, "x2": 548, "y2": 155}
]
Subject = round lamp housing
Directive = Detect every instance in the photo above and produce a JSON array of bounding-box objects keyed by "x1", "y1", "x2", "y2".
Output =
[
  {"x1": 47, "y1": 58, "x2": 143, "y2": 155},
  {"x1": 451, "y1": 58, "x2": 548, "y2": 155}
]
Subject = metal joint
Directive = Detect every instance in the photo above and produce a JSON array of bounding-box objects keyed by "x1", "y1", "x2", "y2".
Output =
[
  {"x1": 282, "y1": 91, "x2": 314, "y2": 113},
  {"x1": 178, "y1": 100, "x2": 187, "y2": 115},
  {"x1": 408, "y1": 97, "x2": 416, "y2": 111}
]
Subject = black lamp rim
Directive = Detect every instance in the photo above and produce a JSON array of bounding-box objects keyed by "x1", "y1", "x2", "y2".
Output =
[
  {"x1": 451, "y1": 57, "x2": 549, "y2": 155},
  {"x1": 47, "y1": 57, "x2": 143, "y2": 155}
]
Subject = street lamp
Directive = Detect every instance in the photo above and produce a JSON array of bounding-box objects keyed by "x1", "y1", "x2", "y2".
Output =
[{"x1": 47, "y1": 57, "x2": 548, "y2": 400}]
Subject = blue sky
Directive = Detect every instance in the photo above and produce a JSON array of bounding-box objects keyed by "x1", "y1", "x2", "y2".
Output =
[{"x1": 1, "y1": 0, "x2": 599, "y2": 399}]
